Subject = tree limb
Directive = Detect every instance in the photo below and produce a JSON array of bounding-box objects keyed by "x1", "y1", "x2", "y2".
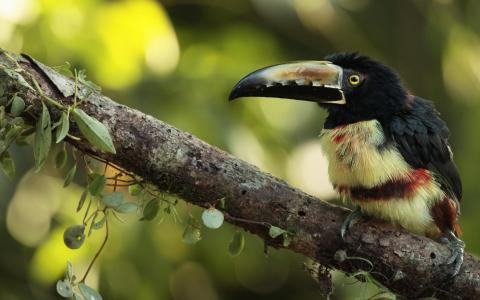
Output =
[{"x1": 1, "y1": 50, "x2": 479, "y2": 300}]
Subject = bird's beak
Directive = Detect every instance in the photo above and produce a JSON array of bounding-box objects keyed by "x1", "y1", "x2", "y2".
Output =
[{"x1": 229, "y1": 61, "x2": 346, "y2": 104}]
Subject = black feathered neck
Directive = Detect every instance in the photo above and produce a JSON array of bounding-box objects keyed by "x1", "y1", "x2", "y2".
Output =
[{"x1": 322, "y1": 52, "x2": 409, "y2": 129}]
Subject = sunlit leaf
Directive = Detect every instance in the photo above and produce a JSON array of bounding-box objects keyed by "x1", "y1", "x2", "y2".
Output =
[
  {"x1": 102, "y1": 192, "x2": 123, "y2": 207},
  {"x1": 114, "y1": 202, "x2": 138, "y2": 214},
  {"x1": 268, "y1": 226, "x2": 286, "y2": 238},
  {"x1": 33, "y1": 102, "x2": 51, "y2": 171},
  {"x1": 228, "y1": 231, "x2": 245, "y2": 257},
  {"x1": 63, "y1": 224, "x2": 85, "y2": 249},
  {"x1": 72, "y1": 108, "x2": 115, "y2": 154},
  {"x1": 0, "y1": 151, "x2": 15, "y2": 179},
  {"x1": 89, "y1": 174, "x2": 106, "y2": 196},
  {"x1": 10, "y1": 95, "x2": 25, "y2": 117},
  {"x1": 55, "y1": 112, "x2": 70, "y2": 143},
  {"x1": 141, "y1": 199, "x2": 159, "y2": 221},
  {"x1": 201, "y1": 208, "x2": 224, "y2": 229},
  {"x1": 64, "y1": 164, "x2": 77, "y2": 187},
  {"x1": 56, "y1": 279, "x2": 73, "y2": 298},
  {"x1": 79, "y1": 283, "x2": 103, "y2": 300}
]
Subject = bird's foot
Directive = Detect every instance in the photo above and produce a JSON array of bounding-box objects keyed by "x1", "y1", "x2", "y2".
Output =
[
  {"x1": 340, "y1": 206, "x2": 363, "y2": 240},
  {"x1": 440, "y1": 230, "x2": 465, "y2": 277}
]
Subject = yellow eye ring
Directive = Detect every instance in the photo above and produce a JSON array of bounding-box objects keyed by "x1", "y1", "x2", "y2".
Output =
[{"x1": 348, "y1": 74, "x2": 361, "y2": 86}]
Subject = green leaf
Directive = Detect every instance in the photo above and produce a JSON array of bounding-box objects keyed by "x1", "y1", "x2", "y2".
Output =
[
  {"x1": 87, "y1": 212, "x2": 98, "y2": 237},
  {"x1": 201, "y1": 208, "x2": 224, "y2": 229},
  {"x1": 268, "y1": 226, "x2": 286, "y2": 238},
  {"x1": 72, "y1": 108, "x2": 115, "y2": 154},
  {"x1": 141, "y1": 199, "x2": 159, "y2": 221},
  {"x1": 79, "y1": 283, "x2": 103, "y2": 300},
  {"x1": 228, "y1": 231, "x2": 245, "y2": 257},
  {"x1": 66, "y1": 261, "x2": 73, "y2": 279},
  {"x1": 102, "y1": 192, "x2": 124, "y2": 207},
  {"x1": 0, "y1": 151, "x2": 15, "y2": 179},
  {"x1": 218, "y1": 197, "x2": 226, "y2": 209},
  {"x1": 73, "y1": 292, "x2": 84, "y2": 300},
  {"x1": 182, "y1": 223, "x2": 201, "y2": 245},
  {"x1": 63, "y1": 224, "x2": 85, "y2": 249},
  {"x1": 55, "y1": 146, "x2": 68, "y2": 169},
  {"x1": 56, "y1": 279, "x2": 73, "y2": 298},
  {"x1": 53, "y1": 62, "x2": 74, "y2": 78},
  {"x1": 33, "y1": 102, "x2": 51, "y2": 171},
  {"x1": 77, "y1": 69, "x2": 101, "y2": 93},
  {"x1": 55, "y1": 112, "x2": 70, "y2": 143},
  {"x1": 88, "y1": 174, "x2": 106, "y2": 196},
  {"x1": 10, "y1": 95, "x2": 25, "y2": 117},
  {"x1": 128, "y1": 184, "x2": 142, "y2": 196},
  {"x1": 282, "y1": 232, "x2": 291, "y2": 247},
  {"x1": 77, "y1": 190, "x2": 88, "y2": 212},
  {"x1": 92, "y1": 213, "x2": 107, "y2": 230},
  {"x1": 64, "y1": 164, "x2": 77, "y2": 187},
  {"x1": 114, "y1": 202, "x2": 138, "y2": 214},
  {"x1": 3, "y1": 68, "x2": 34, "y2": 91},
  {"x1": 5, "y1": 124, "x2": 23, "y2": 144}
]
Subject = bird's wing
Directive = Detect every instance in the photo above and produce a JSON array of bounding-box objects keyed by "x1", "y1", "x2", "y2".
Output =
[{"x1": 387, "y1": 96, "x2": 462, "y2": 202}]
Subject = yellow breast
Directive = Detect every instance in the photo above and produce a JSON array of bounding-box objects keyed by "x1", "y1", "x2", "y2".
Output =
[
  {"x1": 319, "y1": 120, "x2": 411, "y2": 188},
  {"x1": 319, "y1": 120, "x2": 445, "y2": 235}
]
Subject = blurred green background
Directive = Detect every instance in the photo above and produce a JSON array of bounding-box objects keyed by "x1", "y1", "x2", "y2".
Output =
[{"x1": 1, "y1": 0, "x2": 479, "y2": 299}]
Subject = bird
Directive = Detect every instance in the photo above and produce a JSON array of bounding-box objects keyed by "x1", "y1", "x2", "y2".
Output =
[{"x1": 228, "y1": 52, "x2": 464, "y2": 276}]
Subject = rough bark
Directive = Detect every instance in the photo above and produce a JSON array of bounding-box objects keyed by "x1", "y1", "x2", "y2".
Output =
[{"x1": 1, "y1": 50, "x2": 479, "y2": 300}]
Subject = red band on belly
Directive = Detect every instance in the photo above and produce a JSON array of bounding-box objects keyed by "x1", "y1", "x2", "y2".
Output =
[{"x1": 337, "y1": 169, "x2": 432, "y2": 201}]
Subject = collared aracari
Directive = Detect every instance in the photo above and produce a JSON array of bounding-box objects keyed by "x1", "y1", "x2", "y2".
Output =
[{"x1": 229, "y1": 53, "x2": 464, "y2": 276}]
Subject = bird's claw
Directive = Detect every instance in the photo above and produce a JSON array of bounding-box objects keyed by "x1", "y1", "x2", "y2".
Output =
[
  {"x1": 340, "y1": 206, "x2": 363, "y2": 240},
  {"x1": 440, "y1": 230, "x2": 465, "y2": 277}
]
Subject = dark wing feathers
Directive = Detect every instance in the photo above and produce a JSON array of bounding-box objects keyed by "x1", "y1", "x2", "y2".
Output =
[{"x1": 388, "y1": 96, "x2": 462, "y2": 201}]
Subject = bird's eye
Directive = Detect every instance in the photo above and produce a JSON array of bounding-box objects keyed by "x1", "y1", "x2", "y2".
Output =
[{"x1": 348, "y1": 74, "x2": 361, "y2": 86}]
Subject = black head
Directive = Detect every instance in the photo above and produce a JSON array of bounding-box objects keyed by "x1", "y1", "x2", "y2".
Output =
[{"x1": 229, "y1": 52, "x2": 408, "y2": 128}]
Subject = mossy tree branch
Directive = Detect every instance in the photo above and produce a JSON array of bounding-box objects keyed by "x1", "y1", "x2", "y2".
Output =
[{"x1": 1, "y1": 50, "x2": 479, "y2": 300}]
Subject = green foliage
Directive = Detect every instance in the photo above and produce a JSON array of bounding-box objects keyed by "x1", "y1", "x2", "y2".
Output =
[
  {"x1": 114, "y1": 202, "x2": 138, "y2": 214},
  {"x1": 63, "y1": 163, "x2": 77, "y2": 187},
  {"x1": 0, "y1": 150, "x2": 15, "y2": 179},
  {"x1": 182, "y1": 216, "x2": 202, "y2": 244},
  {"x1": 33, "y1": 102, "x2": 52, "y2": 171},
  {"x1": 78, "y1": 283, "x2": 103, "y2": 300},
  {"x1": 88, "y1": 174, "x2": 106, "y2": 196},
  {"x1": 56, "y1": 279, "x2": 74, "y2": 298},
  {"x1": 10, "y1": 95, "x2": 25, "y2": 117},
  {"x1": 141, "y1": 199, "x2": 160, "y2": 221},
  {"x1": 55, "y1": 112, "x2": 70, "y2": 143},
  {"x1": 268, "y1": 226, "x2": 286, "y2": 238},
  {"x1": 101, "y1": 192, "x2": 124, "y2": 208},
  {"x1": 228, "y1": 231, "x2": 245, "y2": 257},
  {"x1": 55, "y1": 145, "x2": 68, "y2": 169},
  {"x1": 269, "y1": 226, "x2": 292, "y2": 247},
  {"x1": 72, "y1": 108, "x2": 116, "y2": 154},
  {"x1": 63, "y1": 224, "x2": 86, "y2": 249}
]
